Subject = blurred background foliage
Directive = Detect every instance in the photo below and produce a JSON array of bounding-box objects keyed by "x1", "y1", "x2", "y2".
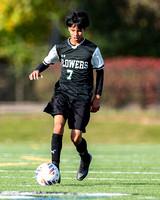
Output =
[{"x1": 0, "y1": 0, "x2": 160, "y2": 107}]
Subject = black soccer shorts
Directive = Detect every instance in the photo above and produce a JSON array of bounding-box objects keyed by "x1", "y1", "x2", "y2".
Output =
[{"x1": 43, "y1": 93, "x2": 90, "y2": 133}]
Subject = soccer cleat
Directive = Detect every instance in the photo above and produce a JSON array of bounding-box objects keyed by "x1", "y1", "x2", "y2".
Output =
[
  {"x1": 52, "y1": 161, "x2": 61, "y2": 184},
  {"x1": 77, "y1": 153, "x2": 92, "y2": 181}
]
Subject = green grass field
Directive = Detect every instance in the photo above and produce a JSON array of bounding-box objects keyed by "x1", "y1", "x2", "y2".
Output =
[
  {"x1": 0, "y1": 108, "x2": 160, "y2": 199},
  {"x1": 0, "y1": 143, "x2": 160, "y2": 199}
]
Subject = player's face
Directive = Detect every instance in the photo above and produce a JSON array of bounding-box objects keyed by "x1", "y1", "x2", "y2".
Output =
[{"x1": 68, "y1": 25, "x2": 86, "y2": 45}]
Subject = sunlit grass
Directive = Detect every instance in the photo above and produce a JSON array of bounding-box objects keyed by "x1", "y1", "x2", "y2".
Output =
[
  {"x1": 1, "y1": 107, "x2": 160, "y2": 144},
  {"x1": 0, "y1": 143, "x2": 160, "y2": 199}
]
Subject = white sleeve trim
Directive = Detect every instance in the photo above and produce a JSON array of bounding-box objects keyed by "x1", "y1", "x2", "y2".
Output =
[
  {"x1": 91, "y1": 47, "x2": 104, "y2": 70},
  {"x1": 43, "y1": 45, "x2": 59, "y2": 65}
]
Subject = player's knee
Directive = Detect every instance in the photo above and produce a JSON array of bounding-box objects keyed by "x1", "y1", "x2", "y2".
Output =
[
  {"x1": 53, "y1": 123, "x2": 64, "y2": 134},
  {"x1": 71, "y1": 135, "x2": 77, "y2": 144}
]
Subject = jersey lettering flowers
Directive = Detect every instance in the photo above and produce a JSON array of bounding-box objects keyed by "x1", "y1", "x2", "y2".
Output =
[{"x1": 61, "y1": 58, "x2": 88, "y2": 69}]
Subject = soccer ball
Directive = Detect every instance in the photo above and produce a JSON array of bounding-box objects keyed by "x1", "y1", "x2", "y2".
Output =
[{"x1": 35, "y1": 163, "x2": 59, "y2": 186}]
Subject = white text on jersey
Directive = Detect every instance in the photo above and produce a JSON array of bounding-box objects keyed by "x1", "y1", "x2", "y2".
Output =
[{"x1": 61, "y1": 58, "x2": 88, "y2": 69}]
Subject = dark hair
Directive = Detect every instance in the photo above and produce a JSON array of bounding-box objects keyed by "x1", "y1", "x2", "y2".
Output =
[{"x1": 65, "y1": 9, "x2": 90, "y2": 29}]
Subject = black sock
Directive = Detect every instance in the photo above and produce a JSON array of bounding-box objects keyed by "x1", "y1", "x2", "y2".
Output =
[
  {"x1": 75, "y1": 138, "x2": 89, "y2": 160},
  {"x1": 51, "y1": 133, "x2": 63, "y2": 169}
]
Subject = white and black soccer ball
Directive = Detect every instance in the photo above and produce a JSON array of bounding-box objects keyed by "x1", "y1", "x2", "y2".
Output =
[{"x1": 35, "y1": 163, "x2": 59, "y2": 186}]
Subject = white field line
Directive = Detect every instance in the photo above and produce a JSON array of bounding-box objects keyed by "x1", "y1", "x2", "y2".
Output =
[
  {"x1": 0, "y1": 185, "x2": 38, "y2": 187},
  {"x1": 1, "y1": 176, "x2": 33, "y2": 178},
  {"x1": 62, "y1": 177, "x2": 160, "y2": 181},
  {"x1": 61, "y1": 171, "x2": 160, "y2": 175},
  {"x1": 1, "y1": 170, "x2": 160, "y2": 174},
  {"x1": 0, "y1": 191, "x2": 130, "y2": 197},
  {"x1": 0, "y1": 197, "x2": 33, "y2": 199},
  {"x1": 0, "y1": 192, "x2": 158, "y2": 200},
  {"x1": 1, "y1": 176, "x2": 160, "y2": 181},
  {"x1": 88, "y1": 178, "x2": 160, "y2": 181},
  {"x1": 0, "y1": 170, "x2": 34, "y2": 172}
]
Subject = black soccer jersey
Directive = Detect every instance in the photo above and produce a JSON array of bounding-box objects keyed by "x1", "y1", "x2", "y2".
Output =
[{"x1": 43, "y1": 38, "x2": 104, "y2": 101}]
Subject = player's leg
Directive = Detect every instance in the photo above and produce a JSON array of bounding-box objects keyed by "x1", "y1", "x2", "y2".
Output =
[
  {"x1": 44, "y1": 93, "x2": 68, "y2": 169},
  {"x1": 71, "y1": 130, "x2": 90, "y2": 158},
  {"x1": 44, "y1": 93, "x2": 69, "y2": 184},
  {"x1": 51, "y1": 114, "x2": 66, "y2": 169},
  {"x1": 51, "y1": 114, "x2": 66, "y2": 184},
  {"x1": 68, "y1": 100, "x2": 92, "y2": 180},
  {"x1": 71, "y1": 129, "x2": 92, "y2": 181}
]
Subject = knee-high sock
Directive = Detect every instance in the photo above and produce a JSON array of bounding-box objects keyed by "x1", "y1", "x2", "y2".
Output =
[
  {"x1": 51, "y1": 133, "x2": 63, "y2": 169},
  {"x1": 75, "y1": 138, "x2": 89, "y2": 161}
]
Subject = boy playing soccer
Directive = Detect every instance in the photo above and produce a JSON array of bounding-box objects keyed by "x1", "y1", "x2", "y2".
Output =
[{"x1": 29, "y1": 9, "x2": 104, "y2": 182}]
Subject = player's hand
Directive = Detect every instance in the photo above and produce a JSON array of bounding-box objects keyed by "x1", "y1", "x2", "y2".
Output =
[
  {"x1": 90, "y1": 95, "x2": 100, "y2": 113},
  {"x1": 29, "y1": 70, "x2": 43, "y2": 80}
]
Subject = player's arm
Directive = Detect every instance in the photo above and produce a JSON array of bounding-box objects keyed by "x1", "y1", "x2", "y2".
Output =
[
  {"x1": 29, "y1": 45, "x2": 59, "y2": 80},
  {"x1": 90, "y1": 47, "x2": 104, "y2": 112},
  {"x1": 90, "y1": 69, "x2": 104, "y2": 112},
  {"x1": 29, "y1": 63, "x2": 48, "y2": 80}
]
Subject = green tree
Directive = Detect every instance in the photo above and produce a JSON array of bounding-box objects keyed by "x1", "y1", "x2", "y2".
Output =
[
  {"x1": 1, "y1": 0, "x2": 160, "y2": 102},
  {"x1": 0, "y1": 0, "x2": 78, "y2": 101},
  {"x1": 77, "y1": 0, "x2": 160, "y2": 57}
]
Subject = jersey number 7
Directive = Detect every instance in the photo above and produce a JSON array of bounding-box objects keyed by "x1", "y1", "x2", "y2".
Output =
[{"x1": 67, "y1": 69, "x2": 73, "y2": 80}]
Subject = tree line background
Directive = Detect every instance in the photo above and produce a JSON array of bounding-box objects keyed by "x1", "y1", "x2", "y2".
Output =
[{"x1": 0, "y1": 0, "x2": 160, "y2": 107}]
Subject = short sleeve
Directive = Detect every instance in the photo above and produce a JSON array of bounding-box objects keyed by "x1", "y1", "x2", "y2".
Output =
[
  {"x1": 91, "y1": 47, "x2": 104, "y2": 70},
  {"x1": 43, "y1": 45, "x2": 59, "y2": 65}
]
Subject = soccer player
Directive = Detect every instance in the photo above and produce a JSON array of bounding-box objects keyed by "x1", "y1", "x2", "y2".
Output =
[{"x1": 29, "y1": 9, "x2": 104, "y2": 182}]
